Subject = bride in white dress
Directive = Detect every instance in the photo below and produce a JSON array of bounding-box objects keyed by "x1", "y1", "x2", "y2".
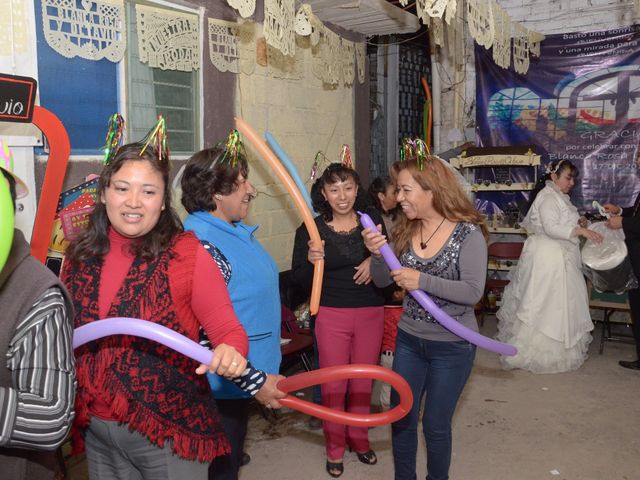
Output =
[{"x1": 496, "y1": 160, "x2": 603, "y2": 373}]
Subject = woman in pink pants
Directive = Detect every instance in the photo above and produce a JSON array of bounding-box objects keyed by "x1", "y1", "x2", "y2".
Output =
[{"x1": 291, "y1": 163, "x2": 385, "y2": 478}]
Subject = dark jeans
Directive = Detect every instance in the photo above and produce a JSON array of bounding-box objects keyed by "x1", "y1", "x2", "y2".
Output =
[
  {"x1": 390, "y1": 329, "x2": 475, "y2": 480},
  {"x1": 208, "y1": 399, "x2": 250, "y2": 480}
]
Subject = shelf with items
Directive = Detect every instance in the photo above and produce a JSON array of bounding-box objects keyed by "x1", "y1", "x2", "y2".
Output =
[
  {"x1": 488, "y1": 226, "x2": 527, "y2": 234},
  {"x1": 486, "y1": 209, "x2": 527, "y2": 234},
  {"x1": 487, "y1": 258, "x2": 519, "y2": 271},
  {"x1": 472, "y1": 182, "x2": 535, "y2": 191},
  {"x1": 452, "y1": 146, "x2": 540, "y2": 241},
  {"x1": 451, "y1": 146, "x2": 541, "y2": 192}
]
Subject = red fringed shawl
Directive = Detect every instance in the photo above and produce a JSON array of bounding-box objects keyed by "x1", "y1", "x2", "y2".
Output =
[{"x1": 62, "y1": 233, "x2": 229, "y2": 462}]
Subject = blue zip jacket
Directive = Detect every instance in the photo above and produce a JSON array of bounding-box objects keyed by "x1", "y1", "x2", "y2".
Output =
[{"x1": 184, "y1": 211, "x2": 282, "y2": 399}]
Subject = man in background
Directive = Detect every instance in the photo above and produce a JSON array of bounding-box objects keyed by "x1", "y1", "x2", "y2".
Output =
[{"x1": 604, "y1": 149, "x2": 640, "y2": 371}]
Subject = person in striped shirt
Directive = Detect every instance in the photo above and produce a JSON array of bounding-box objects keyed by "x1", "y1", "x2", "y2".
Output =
[{"x1": 0, "y1": 163, "x2": 76, "y2": 480}]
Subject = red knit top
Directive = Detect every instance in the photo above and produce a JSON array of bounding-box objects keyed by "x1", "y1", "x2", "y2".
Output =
[
  {"x1": 63, "y1": 230, "x2": 248, "y2": 462},
  {"x1": 90, "y1": 229, "x2": 247, "y2": 420}
]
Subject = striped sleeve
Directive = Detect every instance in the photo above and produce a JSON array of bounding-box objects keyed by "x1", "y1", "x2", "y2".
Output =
[{"x1": 0, "y1": 287, "x2": 76, "y2": 450}]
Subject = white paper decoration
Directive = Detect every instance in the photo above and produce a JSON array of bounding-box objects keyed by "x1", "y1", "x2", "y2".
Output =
[
  {"x1": 208, "y1": 18, "x2": 255, "y2": 74},
  {"x1": 491, "y1": 1, "x2": 510, "y2": 69},
  {"x1": 415, "y1": 0, "x2": 431, "y2": 24},
  {"x1": 423, "y1": 0, "x2": 449, "y2": 19},
  {"x1": 311, "y1": 27, "x2": 342, "y2": 85},
  {"x1": 341, "y1": 39, "x2": 354, "y2": 86},
  {"x1": 528, "y1": 30, "x2": 545, "y2": 57},
  {"x1": 355, "y1": 42, "x2": 366, "y2": 84},
  {"x1": 295, "y1": 4, "x2": 312, "y2": 36},
  {"x1": 325, "y1": 29, "x2": 341, "y2": 85},
  {"x1": 513, "y1": 23, "x2": 530, "y2": 75},
  {"x1": 467, "y1": 0, "x2": 494, "y2": 49},
  {"x1": 136, "y1": 4, "x2": 200, "y2": 71},
  {"x1": 41, "y1": 0, "x2": 125, "y2": 61},
  {"x1": 227, "y1": 0, "x2": 256, "y2": 19},
  {"x1": 264, "y1": 0, "x2": 296, "y2": 57},
  {"x1": 444, "y1": 0, "x2": 458, "y2": 25},
  {"x1": 309, "y1": 12, "x2": 323, "y2": 46}
]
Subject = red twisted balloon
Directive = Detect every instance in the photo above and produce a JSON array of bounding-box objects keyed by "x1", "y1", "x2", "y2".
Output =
[{"x1": 74, "y1": 319, "x2": 413, "y2": 427}]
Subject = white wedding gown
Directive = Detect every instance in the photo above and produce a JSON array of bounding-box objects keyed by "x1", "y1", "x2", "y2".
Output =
[{"x1": 496, "y1": 182, "x2": 593, "y2": 374}]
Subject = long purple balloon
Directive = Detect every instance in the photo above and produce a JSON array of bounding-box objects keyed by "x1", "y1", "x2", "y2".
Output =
[
  {"x1": 359, "y1": 212, "x2": 517, "y2": 356},
  {"x1": 73, "y1": 317, "x2": 213, "y2": 365}
]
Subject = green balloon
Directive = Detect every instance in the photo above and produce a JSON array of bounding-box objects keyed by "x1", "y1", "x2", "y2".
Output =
[{"x1": 0, "y1": 177, "x2": 14, "y2": 273}]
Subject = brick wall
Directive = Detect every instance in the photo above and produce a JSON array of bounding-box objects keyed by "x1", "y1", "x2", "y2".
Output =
[{"x1": 236, "y1": 29, "x2": 358, "y2": 271}]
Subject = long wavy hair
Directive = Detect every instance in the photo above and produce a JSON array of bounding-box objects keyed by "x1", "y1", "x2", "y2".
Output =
[
  {"x1": 390, "y1": 158, "x2": 489, "y2": 255},
  {"x1": 310, "y1": 163, "x2": 371, "y2": 222},
  {"x1": 65, "y1": 142, "x2": 183, "y2": 264}
]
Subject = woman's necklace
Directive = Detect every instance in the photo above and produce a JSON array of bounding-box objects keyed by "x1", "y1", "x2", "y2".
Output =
[{"x1": 420, "y1": 217, "x2": 446, "y2": 249}]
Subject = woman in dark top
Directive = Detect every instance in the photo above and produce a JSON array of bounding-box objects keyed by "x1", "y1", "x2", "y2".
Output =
[
  {"x1": 368, "y1": 175, "x2": 404, "y2": 410},
  {"x1": 291, "y1": 163, "x2": 384, "y2": 478}
]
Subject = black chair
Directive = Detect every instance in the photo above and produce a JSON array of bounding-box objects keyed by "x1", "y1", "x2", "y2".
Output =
[
  {"x1": 278, "y1": 270, "x2": 314, "y2": 374},
  {"x1": 481, "y1": 242, "x2": 524, "y2": 325}
]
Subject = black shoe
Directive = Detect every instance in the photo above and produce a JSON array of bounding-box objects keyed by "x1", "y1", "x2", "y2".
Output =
[
  {"x1": 240, "y1": 451, "x2": 251, "y2": 467},
  {"x1": 326, "y1": 460, "x2": 344, "y2": 478},
  {"x1": 619, "y1": 360, "x2": 640, "y2": 370},
  {"x1": 355, "y1": 449, "x2": 377, "y2": 465}
]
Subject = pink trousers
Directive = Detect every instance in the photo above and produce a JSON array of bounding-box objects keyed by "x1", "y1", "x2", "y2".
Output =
[{"x1": 315, "y1": 305, "x2": 384, "y2": 460}]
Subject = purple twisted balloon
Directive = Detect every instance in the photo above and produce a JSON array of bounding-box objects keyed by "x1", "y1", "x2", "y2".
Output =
[
  {"x1": 359, "y1": 212, "x2": 517, "y2": 356},
  {"x1": 73, "y1": 317, "x2": 213, "y2": 365}
]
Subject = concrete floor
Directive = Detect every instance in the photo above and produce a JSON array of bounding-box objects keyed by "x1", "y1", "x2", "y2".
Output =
[{"x1": 67, "y1": 316, "x2": 640, "y2": 480}]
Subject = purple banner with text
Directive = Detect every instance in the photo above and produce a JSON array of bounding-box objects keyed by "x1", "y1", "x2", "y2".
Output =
[{"x1": 475, "y1": 25, "x2": 640, "y2": 214}]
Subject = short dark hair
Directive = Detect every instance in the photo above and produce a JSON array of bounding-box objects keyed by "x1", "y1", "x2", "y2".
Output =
[
  {"x1": 181, "y1": 146, "x2": 249, "y2": 214},
  {"x1": 371, "y1": 174, "x2": 399, "y2": 208},
  {"x1": 367, "y1": 175, "x2": 398, "y2": 221},
  {"x1": 1, "y1": 169, "x2": 17, "y2": 211},
  {"x1": 310, "y1": 163, "x2": 370, "y2": 221},
  {"x1": 65, "y1": 142, "x2": 183, "y2": 263}
]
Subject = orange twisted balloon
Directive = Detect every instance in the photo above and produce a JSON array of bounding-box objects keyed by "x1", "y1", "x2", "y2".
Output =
[{"x1": 235, "y1": 117, "x2": 324, "y2": 314}]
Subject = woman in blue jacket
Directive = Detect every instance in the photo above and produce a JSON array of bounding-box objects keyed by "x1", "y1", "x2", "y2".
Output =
[{"x1": 181, "y1": 139, "x2": 284, "y2": 480}]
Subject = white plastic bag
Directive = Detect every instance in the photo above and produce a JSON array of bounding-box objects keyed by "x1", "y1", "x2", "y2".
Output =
[{"x1": 582, "y1": 221, "x2": 638, "y2": 293}]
